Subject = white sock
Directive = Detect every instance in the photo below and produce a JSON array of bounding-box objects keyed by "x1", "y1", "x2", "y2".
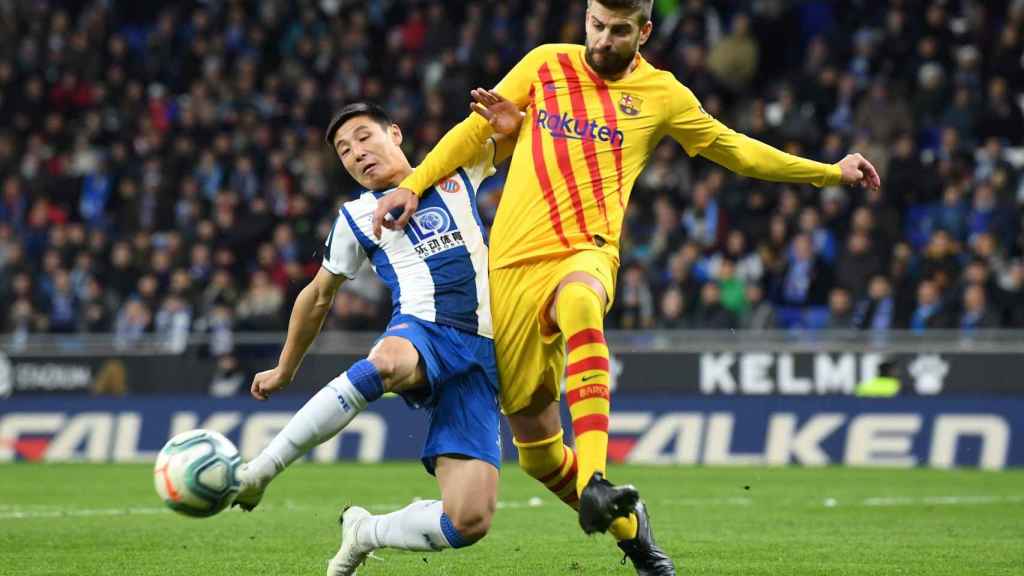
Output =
[
  {"x1": 355, "y1": 500, "x2": 468, "y2": 551},
  {"x1": 244, "y1": 373, "x2": 369, "y2": 487}
]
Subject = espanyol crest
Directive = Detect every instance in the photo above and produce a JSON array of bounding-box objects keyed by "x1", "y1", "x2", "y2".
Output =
[{"x1": 409, "y1": 207, "x2": 453, "y2": 241}]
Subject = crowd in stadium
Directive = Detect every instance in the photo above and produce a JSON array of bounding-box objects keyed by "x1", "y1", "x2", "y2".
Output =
[{"x1": 1, "y1": 0, "x2": 1023, "y2": 344}]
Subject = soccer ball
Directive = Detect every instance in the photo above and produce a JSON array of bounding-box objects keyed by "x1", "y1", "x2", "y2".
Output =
[{"x1": 153, "y1": 429, "x2": 242, "y2": 518}]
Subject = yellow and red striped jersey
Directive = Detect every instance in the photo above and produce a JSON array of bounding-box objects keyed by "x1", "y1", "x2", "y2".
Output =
[
  {"x1": 399, "y1": 43, "x2": 841, "y2": 269},
  {"x1": 489, "y1": 43, "x2": 730, "y2": 268}
]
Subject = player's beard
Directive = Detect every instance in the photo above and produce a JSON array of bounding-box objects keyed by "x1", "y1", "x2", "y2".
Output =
[{"x1": 585, "y1": 42, "x2": 637, "y2": 78}]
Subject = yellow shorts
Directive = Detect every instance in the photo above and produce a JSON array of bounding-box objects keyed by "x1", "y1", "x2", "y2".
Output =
[{"x1": 489, "y1": 250, "x2": 618, "y2": 414}]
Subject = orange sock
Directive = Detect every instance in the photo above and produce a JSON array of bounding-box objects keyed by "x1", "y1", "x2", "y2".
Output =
[
  {"x1": 515, "y1": 431, "x2": 579, "y2": 509},
  {"x1": 557, "y1": 282, "x2": 611, "y2": 496},
  {"x1": 557, "y1": 282, "x2": 638, "y2": 541}
]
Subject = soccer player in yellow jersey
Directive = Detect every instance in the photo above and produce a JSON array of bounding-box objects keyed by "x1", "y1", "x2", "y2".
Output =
[{"x1": 374, "y1": 1, "x2": 880, "y2": 573}]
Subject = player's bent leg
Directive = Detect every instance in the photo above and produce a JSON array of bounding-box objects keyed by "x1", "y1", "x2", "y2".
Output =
[
  {"x1": 436, "y1": 455, "x2": 499, "y2": 544},
  {"x1": 509, "y1": 401, "x2": 580, "y2": 509},
  {"x1": 552, "y1": 278, "x2": 643, "y2": 538},
  {"x1": 237, "y1": 338, "x2": 425, "y2": 511},
  {"x1": 553, "y1": 279, "x2": 611, "y2": 496}
]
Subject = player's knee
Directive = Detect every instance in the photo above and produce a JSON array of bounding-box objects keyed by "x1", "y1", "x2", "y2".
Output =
[
  {"x1": 450, "y1": 506, "x2": 493, "y2": 544},
  {"x1": 556, "y1": 281, "x2": 603, "y2": 316},
  {"x1": 366, "y1": 351, "x2": 399, "y2": 391}
]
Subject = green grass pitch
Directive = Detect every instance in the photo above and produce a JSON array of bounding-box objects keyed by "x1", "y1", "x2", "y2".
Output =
[{"x1": 2, "y1": 463, "x2": 1022, "y2": 575}]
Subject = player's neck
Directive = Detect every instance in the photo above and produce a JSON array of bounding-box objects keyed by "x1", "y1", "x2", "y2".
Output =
[{"x1": 384, "y1": 166, "x2": 414, "y2": 190}]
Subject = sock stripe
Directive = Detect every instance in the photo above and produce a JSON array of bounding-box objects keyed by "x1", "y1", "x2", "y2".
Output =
[
  {"x1": 567, "y1": 328, "x2": 605, "y2": 351},
  {"x1": 562, "y1": 492, "x2": 580, "y2": 505},
  {"x1": 348, "y1": 359, "x2": 384, "y2": 402},
  {"x1": 537, "y1": 446, "x2": 569, "y2": 484},
  {"x1": 548, "y1": 456, "x2": 578, "y2": 494},
  {"x1": 440, "y1": 512, "x2": 469, "y2": 549},
  {"x1": 565, "y1": 384, "x2": 610, "y2": 407},
  {"x1": 572, "y1": 413, "x2": 609, "y2": 436},
  {"x1": 566, "y1": 356, "x2": 609, "y2": 377}
]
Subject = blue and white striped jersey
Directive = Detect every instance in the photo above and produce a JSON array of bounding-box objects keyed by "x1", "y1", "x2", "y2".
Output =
[{"x1": 322, "y1": 139, "x2": 496, "y2": 338}]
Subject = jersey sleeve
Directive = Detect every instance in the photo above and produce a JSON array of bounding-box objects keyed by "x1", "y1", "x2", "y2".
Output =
[
  {"x1": 664, "y1": 79, "x2": 729, "y2": 157},
  {"x1": 700, "y1": 130, "x2": 843, "y2": 188},
  {"x1": 322, "y1": 211, "x2": 366, "y2": 279},
  {"x1": 459, "y1": 137, "x2": 498, "y2": 190}
]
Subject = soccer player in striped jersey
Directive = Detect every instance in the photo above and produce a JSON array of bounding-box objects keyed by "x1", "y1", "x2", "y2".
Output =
[
  {"x1": 373, "y1": 1, "x2": 880, "y2": 573},
  {"x1": 234, "y1": 102, "x2": 520, "y2": 576}
]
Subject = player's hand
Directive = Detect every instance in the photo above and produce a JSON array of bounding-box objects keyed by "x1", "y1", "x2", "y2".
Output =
[
  {"x1": 470, "y1": 88, "x2": 523, "y2": 136},
  {"x1": 837, "y1": 153, "x2": 881, "y2": 190},
  {"x1": 372, "y1": 187, "x2": 419, "y2": 238},
  {"x1": 251, "y1": 367, "x2": 292, "y2": 401}
]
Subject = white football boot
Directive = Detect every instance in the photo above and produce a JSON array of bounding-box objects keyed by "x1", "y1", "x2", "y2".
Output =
[
  {"x1": 231, "y1": 463, "x2": 265, "y2": 511},
  {"x1": 327, "y1": 506, "x2": 374, "y2": 576}
]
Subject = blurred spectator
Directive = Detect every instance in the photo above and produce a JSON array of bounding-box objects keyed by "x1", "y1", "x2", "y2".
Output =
[
  {"x1": 236, "y1": 270, "x2": 284, "y2": 331},
  {"x1": 826, "y1": 288, "x2": 854, "y2": 329},
  {"x1": 855, "y1": 81, "x2": 913, "y2": 145},
  {"x1": 716, "y1": 258, "x2": 747, "y2": 316},
  {"x1": 707, "y1": 13, "x2": 758, "y2": 93},
  {"x1": 705, "y1": 230, "x2": 762, "y2": 284},
  {"x1": 200, "y1": 305, "x2": 236, "y2": 357},
  {"x1": 656, "y1": 286, "x2": 687, "y2": 329},
  {"x1": 959, "y1": 284, "x2": 1000, "y2": 331},
  {"x1": 910, "y1": 280, "x2": 951, "y2": 332},
  {"x1": 776, "y1": 234, "x2": 831, "y2": 306},
  {"x1": 692, "y1": 282, "x2": 736, "y2": 330},
  {"x1": 681, "y1": 181, "x2": 724, "y2": 249},
  {"x1": 47, "y1": 269, "x2": 78, "y2": 333},
  {"x1": 835, "y1": 232, "x2": 883, "y2": 300},
  {"x1": 978, "y1": 77, "x2": 1023, "y2": 145},
  {"x1": 854, "y1": 276, "x2": 896, "y2": 332},
  {"x1": 798, "y1": 205, "x2": 836, "y2": 264},
  {"x1": 79, "y1": 277, "x2": 113, "y2": 333},
  {"x1": 636, "y1": 194, "x2": 685, "y2": 266},
  {"x1": 920, "y1": 230, "x2": 963, "y2": 283},
  {"x1": 741, "y1": 283, "x2": 776, "y2": 331},
  {"x1": 114, "y1": 299, "x2": 151, "y2": 349},
  {"x1": 154, "y1": 295, "x2": 192, "y2": 353},
  {"x1": 616, "y1": 263, "x2": 656, "y2": 330}
]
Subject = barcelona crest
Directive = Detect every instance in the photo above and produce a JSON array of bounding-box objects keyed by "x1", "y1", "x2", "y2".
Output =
[{"x1": 618, "y1": 93, "x2": 643, "y2": 116}]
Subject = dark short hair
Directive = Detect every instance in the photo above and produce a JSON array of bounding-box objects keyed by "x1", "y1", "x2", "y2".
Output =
[
  {"x1": 324, "y1": 102, "x2": 393, "y2": 147},
  {"x1": 591, "y1": 0, "x2": 653, "y2": 24}
]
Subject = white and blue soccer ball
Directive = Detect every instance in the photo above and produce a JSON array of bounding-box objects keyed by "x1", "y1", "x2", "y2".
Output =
[{"x1": 153, "y1": 429, "x2": 242, "y2": 518}]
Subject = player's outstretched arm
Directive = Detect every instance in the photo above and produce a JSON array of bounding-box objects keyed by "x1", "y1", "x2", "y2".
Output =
[
  {"x1": 471, "y1": 88, "x2": 524, "y2": 164},
  {"x1": 699, "y1": 130, "x2": 881, "y2": 190},
  {"x1": 372, "y1": 46, "x2": 547, "y2": 238},
  {"x1": 251, "y1": 267, "x2": 345, "y2": 400}
]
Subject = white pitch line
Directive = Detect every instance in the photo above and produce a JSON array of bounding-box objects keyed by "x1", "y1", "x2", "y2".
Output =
[
  {"x1": 0, "y1": 498, "x2": 552, "y2": 521},
  {"x1": 860, "y1": 495, "x2": 1024, "y2": 507},
  {"x1": 3, "y1": 494, "x2": 1021, "y2": 521},
  {"x1": 0, "y1": 506, "x2": 168, "y2": 520}
]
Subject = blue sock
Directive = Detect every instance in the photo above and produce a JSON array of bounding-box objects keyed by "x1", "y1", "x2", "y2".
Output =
[
  {"x1": 440, "y1": 512, "x2": 470, "y2": 549},
  {"x1": 347, "y1": 359, "x2": 384, "y2": 403}
]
